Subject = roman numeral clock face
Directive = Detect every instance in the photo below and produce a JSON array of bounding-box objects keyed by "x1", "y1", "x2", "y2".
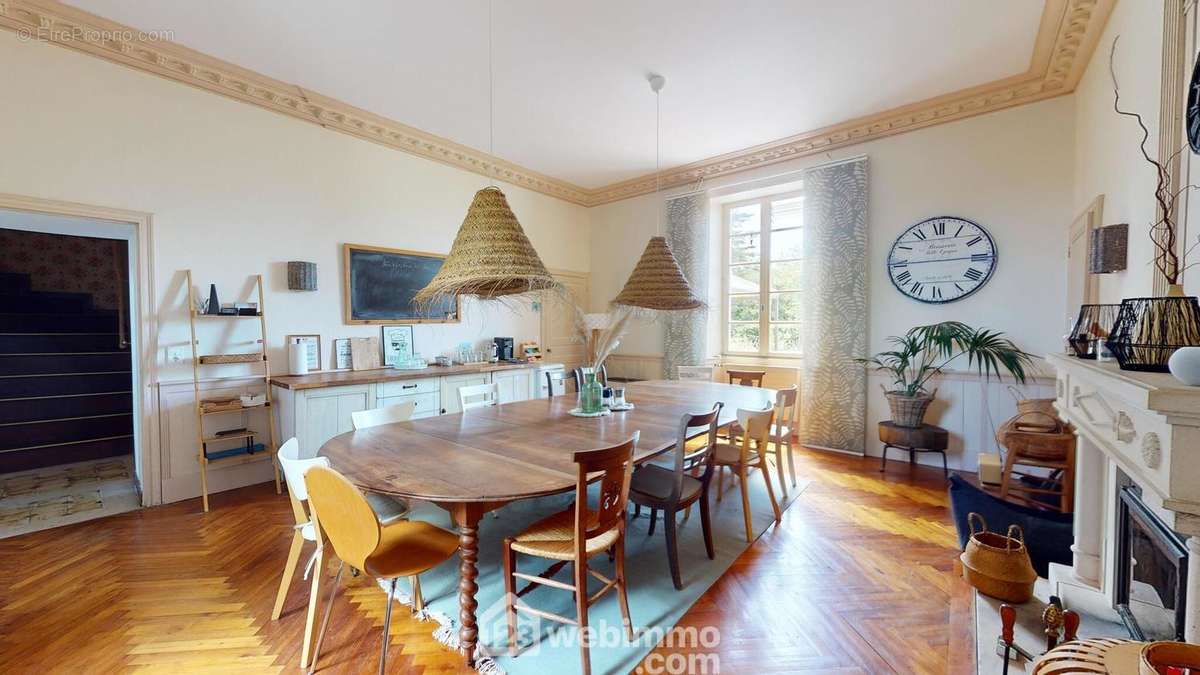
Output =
[{"x1": 887, "y1": 217, "x2": 996, "y2": 304}]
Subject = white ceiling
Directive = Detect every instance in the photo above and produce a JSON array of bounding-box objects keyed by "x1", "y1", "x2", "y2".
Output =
[{"x1": 67, "y1": 1, "x2": 1045, "y2": 189}]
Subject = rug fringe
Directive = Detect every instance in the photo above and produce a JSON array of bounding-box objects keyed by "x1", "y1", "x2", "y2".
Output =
[{"x1": 474, "y1": 656, "x2": 507, "y2": 675}]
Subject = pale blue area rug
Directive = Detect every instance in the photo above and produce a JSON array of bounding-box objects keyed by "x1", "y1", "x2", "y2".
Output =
[{"x1": 386, "y1": 465, "x2": 809, "y2": 675}]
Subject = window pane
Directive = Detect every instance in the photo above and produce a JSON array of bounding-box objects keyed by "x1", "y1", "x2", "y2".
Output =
[
  {"x1": 729, "y1": 204, "x2": 760, "y2": 235},
  {"x1": 729, "y1": 295, "x2": 759, "y2": 322},
  {"x1": 729, "y1": 233, "x2": 760, "y2": 263},
  {"x1": 729, "y1": 324, "x2": 760, "y2": 352},
  {"x1": 770, "y1": 324, "x2": 802, "y2": 353},
  {"x1": 729, "y1": 264, "x2": 760, "y2": 293},
  {"x1": 771, "y1": 228, "x2": 803, "y2": 260},
  {"x1": 769, "y1": 261, "x2": 802, "y2": 291},
  {"x1": 770, "y1": 292, "x2": 802, "y2": 321},
  {"x1": 771, "y1": 196, "x2": 803, "y2": 230}
]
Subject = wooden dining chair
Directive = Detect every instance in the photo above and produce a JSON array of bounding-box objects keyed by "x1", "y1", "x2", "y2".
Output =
[
  {"x1": 726, "y1": 369, "x2": 766, "y2": 387},
  {"x1": 459, "y1": 382, "x2": 499, "y2": 411},
  {"x1": 764, "y1": 385, "x2": 800, "y2": 496},
  {"x1": 676, "y1": 365, "x2": 714, "y2": 381},
  {"x1": 713, "y1": 407, "x2": 783, "y2": 542},
  {"x1": 503, "y1": 434, "x2": 637, "y2": 675},
  {"x1": 305, "y1": 465, "x2": 459, "y2": 675},
  {"x1": 545, "y1": 369, "x2": 567, "y2": 397},
  {"x1": 271, "y1": 439, "x2": 409, "y2": 668},
  {"x1": 572, "y1": 364, "x2": 608, "y2": 392},
  {"x1": 628, "y1": 403, "x2": 723, "y2": 589},
  {"x1": 351, "y1": 400, "x2": 417, "y2": 430}
]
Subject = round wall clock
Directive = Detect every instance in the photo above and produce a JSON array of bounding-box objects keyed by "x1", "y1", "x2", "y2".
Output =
[{"x1": 887, "y1": 216, "x2": 996, "y2": 304}]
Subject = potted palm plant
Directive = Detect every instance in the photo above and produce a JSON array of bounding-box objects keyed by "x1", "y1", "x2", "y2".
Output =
[{"x1": 860, "y1": 322, "x2": 1035, "y2": 428}]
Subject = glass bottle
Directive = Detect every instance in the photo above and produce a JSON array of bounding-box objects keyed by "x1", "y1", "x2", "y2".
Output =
[{"x1": 581, "y1": 373, "x2": 603, "y2": 414}]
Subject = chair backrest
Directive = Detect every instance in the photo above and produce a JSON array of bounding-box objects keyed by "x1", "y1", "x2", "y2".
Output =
[
  {"x1": 545, "y1": 369, "x2": 567, "y2": 397},
  {"x1": 572, "y1": 364, "x2": 608, "y2": 391},
  {"x1": 459, "y1": 382, "x2": 499, "y2": 411},
  {"x1": 573, "y1": 433, "x2": 637, "y2": 542},
  {"x1": 774, "y1": 385, "x2": 799, "y2": 431},
  {"x1": 277, "y1": 437, "x2": 329, "y2": 502},
  {"x1": 666, "y1": 403, "x2": 723, "y2": 502},
  {"x1": 351, "y1": 400, "x2": 417, "y2": 430},
  {"x1": 677, "y1": 365, "x2": 714, "y2": 381},
  {"x1": 304, "y1": 465, "x2": 381, "y2": 571},
  {"x1": 727, "y1": 369, "x2": 766, "y2": 387},
  {"x1": 736, "y1": 407, "x2": 775, "y2": 460}
]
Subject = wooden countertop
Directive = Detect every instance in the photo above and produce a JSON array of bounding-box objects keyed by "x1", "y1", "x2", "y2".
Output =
[{"x1": 270, "y1": 361, "x2": 538, "y2": 390}]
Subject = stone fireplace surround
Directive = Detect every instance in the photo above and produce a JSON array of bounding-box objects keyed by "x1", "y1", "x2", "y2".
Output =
[{"x1": 1046, "y1": 353, "x2": 1200, "y2": 642}]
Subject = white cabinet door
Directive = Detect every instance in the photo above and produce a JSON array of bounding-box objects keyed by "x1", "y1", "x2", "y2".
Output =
[
  {"x1": 377, "y1": 393, "x2": 440, "y2": 420},
  {"x1": 441, "y1": 373, "x2": 490, "y2": 415},
  {"x1": 493, "y1": 370, "x2": 531, "y2": 405},
  {"x1": 299, "y1": 385, "x2": 369, "y2": 455}
]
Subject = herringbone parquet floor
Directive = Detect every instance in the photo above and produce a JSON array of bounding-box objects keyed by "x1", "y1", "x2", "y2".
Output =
[{"x1": 0, "y1": 450, "x2": 972, "y2": 674}]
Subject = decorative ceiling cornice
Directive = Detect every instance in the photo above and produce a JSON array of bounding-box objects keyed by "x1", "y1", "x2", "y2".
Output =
[{"x1": 0, "y1": 0, "x2": 1113, "y2": 208}]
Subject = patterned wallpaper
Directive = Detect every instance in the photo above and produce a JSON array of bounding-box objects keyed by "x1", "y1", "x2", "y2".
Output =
[{"x1": 0, "y1": 228, "x2": 126, "y2": 310}]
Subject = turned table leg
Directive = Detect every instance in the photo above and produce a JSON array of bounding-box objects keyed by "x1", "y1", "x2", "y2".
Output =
[{"x1": 443, "y1": 501, "x2": 503, "y2": 667}]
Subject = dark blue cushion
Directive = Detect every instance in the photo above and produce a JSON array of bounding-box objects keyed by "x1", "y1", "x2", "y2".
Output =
[{"x1": 947, "y1": 474, "x2": 1073, "y2": 577}]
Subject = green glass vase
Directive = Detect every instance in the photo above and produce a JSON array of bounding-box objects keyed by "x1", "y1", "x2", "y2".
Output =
[{"x1": 580, "y1": 373, "x2": 604, "y2": 414}]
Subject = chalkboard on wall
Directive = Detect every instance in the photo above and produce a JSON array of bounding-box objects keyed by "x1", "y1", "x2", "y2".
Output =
[{"x1": 342, "y1": 243, "x2": 460, "y2": 324}]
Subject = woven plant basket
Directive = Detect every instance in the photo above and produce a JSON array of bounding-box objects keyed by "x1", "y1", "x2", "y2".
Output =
[
  {"x1": 994, "y1": 410, "x2": 1073, "y2": 461},
  {"x1": 414, "y1": 186, "x2": 559, "y2": 305},
  {"x1": 1032, "y1": 638, "x2": 1142, "y2": 675},
  {"x1": 611, "y1": 236, "x2": 704, "y2": 311},
  {"x1": 1140, "y1": 641, "x2": 1200, "y2": 674},
  {"x1": 884, "y1": 389, "x2": 935, "y2": 428},
  {"x1": 959, "y1": 513, "x2": 1037, "y2": 603}
]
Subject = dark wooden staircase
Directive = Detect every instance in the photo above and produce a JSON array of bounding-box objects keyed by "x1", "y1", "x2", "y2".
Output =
[{"x1": 0, "y1": 272, "x2": 133, "y2": 474}]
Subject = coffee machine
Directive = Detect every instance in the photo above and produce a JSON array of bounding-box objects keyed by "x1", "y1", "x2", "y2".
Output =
[{"x1": 493, "y1": 337, "x2": 515, "y2": 362}]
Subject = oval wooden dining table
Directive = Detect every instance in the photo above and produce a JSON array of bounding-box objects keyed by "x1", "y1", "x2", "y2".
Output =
[{"x1": 319, "y1": 379, "x2": 775, "y2": 666}]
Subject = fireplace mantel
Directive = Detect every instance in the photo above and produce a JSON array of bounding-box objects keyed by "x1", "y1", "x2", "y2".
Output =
[{"x1": 1047, "y1": 352, "x2": 1200, "y2": 641}]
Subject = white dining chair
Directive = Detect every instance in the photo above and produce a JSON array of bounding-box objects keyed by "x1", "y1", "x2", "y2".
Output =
[
  {"x1": 272, "y1": 437, "x2": 409, "y2": 668},
  {"x1": 677, "y1": 365, "x2": 715, "y2": 381},
  {"x1": 545, "y1": 369, "x2": 567, "y2": 397},
  {"x1": 459, "y1": 382, "x2": 499, "y2": 411},
  {"x1": 351, "y1": 400, "x2": 417, "y2": 430}
]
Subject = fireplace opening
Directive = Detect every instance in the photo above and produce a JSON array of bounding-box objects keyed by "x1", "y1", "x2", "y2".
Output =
[{"x1": 1114, "y1": 479, "x2": 1189, "y2": 641}]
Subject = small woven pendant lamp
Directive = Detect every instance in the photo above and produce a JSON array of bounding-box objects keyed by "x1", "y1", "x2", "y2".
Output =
[
  {"x1": 414, "y1": 0, "x2": 560, "y2": 307},
  {"x1": 612, "y1": 74, "x2": 703, "y2": 312}
]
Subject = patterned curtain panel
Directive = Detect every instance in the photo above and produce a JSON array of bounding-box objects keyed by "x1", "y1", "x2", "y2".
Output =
[
  {"x1": 664, "y1": 193, "x2": 709, "y2": 379},
  {"x1": 800, "y1": 158, "x2": 869, "y2": 453}
]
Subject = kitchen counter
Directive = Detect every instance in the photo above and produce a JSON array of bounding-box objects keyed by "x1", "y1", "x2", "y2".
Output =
[{"x1": 270, "y1": 361, "x2": 537, "y2": 390}]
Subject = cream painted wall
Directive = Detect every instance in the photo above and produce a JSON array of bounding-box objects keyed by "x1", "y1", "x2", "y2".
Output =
[
  {"x1": 1073, "y1": 0, "x2": 1165, "y2": 302},
  {"x1": 590, "y1": 96, "x2": 1076, "y2": 467},
  {"x1": 0, "y1": 34, "x2": 590, "y2": 502}
]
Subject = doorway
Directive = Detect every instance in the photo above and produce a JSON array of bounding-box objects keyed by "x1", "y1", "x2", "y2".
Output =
[{"x1": 0, "y1": 207, "x2": 144, "y2": 536}]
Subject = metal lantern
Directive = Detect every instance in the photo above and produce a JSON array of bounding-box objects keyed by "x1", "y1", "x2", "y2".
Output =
[
  {"x1": 1069, "y1": 304, "x2": 1120, "y2": 359},
  {"x1": 1108, "y1": 295, "x2": 1200, "y2": 371}
]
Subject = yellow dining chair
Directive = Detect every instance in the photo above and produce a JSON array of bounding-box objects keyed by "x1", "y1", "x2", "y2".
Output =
[
  {"x1": 305, "y1": 465, "x2": 458, "y2": 675},
  {"x1": 502, "y1": 434, "x2": 638, "y2": 675},
  {"x1": 713, "y1": 407, "x2": 782, "y2": 542}
]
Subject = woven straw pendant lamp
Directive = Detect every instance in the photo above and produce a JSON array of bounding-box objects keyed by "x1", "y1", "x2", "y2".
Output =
[
  {"x1": 612, "y1": 74, "x2": 703, "y2": 312},
  {"x1": 414, "y1": 1, "x2": 559, "y2": 306}
]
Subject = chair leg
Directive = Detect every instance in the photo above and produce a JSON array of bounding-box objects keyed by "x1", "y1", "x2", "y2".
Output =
[
  {"x1": 574, "y1": 559, "x2": 592, "y2": 675},
  {"x1": 379, "y1": 578, "x2": 396, "y2": 675},
  {"x1": 699, "y1": 493, "x2": 715, "y2": 560},
  {"x1": 647, "y1": 508, "x2": 658, "y2": 537},
  {"x1": 300, "y1": 544, "x2": 324, "y2": 669},
  {"x1": 614, "y1": 536, "x2": 634, "y2": 641},
  {"x1": 773, "y1": 442, "x2": 788, "y2": 498},
  {"x1": 633, "y1": 503, "x2": 641, "y2": 519},
  {"x1": 409, "y1": 575, "x2": 423, "y2": 612},
  {"x1": 999, "y1": 450, "x2": 1019, "y2": 499},
  {"x1": 308, "y1": 560, "x2": 345, "y2": 674},
  {"x1": 716, "y1": 465, "x2": 725, "y2": 502},
  {"x1": 786, "y1": 435, "x2": 797, "y2": 487},
  {"x1": 664, "y1": 508, "x2": 682, "y2": 590},
  {"x1": 739, "y1": 465, "x2": 754, "y2": 543},
  {"x1": 503, "y1": 538, "x2": 518, "y2": 655},
  {"x1": 759, "y1": 455, "x2": 782, "y2": 523},
  {"x1": 271, "y1": 530, "x2": 305, "y2": 620}
]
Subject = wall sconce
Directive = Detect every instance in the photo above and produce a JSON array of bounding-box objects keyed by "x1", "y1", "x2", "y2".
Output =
[
  {"x1": 1088, "y1": 223, "x2": 1128, "y2": 274},
  {"x1": 287, "y1": 261, "x2": 318, "y2": 291}
]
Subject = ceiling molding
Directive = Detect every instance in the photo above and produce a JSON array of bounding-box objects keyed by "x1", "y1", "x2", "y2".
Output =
[{"x1": 0, "y1": 0, "x2": 1113, "y2": 208}]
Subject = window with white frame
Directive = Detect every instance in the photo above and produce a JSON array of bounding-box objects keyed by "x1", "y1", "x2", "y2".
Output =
[{"x1": 723, "y1": 191, "x2": 803, "y2": 356}]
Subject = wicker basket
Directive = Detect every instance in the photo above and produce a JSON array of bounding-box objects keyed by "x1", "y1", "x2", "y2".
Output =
[
  {"x1": 1032, "y1": 638, "x2": 1142, "y2": 674},
  {"x1": 884, "y1": 388, "x2": 935, "y2": 428},
  {"x1": 996, "y1": 411, "x2": 1074, "y2": 462},
  {"x1": 959, "y1": 513, "x2": 1037, "y2": 603},
  {"x1": 1140, "y1": 641, "x2": 1200, "y2": 674}
]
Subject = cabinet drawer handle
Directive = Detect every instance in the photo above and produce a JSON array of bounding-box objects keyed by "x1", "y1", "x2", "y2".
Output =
[{"x1": 402, "y1": 384, "x2": 418, "y2": 389}]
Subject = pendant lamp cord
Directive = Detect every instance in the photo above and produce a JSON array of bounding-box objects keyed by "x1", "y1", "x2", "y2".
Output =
[
  {"x1": 488, "y1": 0, "x2": 495, "y2": 187},
  {"x1": 655, "y1": 83, "x2": 662, "y2": 236}
]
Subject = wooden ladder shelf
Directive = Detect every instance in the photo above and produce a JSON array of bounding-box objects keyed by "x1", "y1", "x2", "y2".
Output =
[{"x1": 185, "y1": 270, "x2": 281, "y2": 512}]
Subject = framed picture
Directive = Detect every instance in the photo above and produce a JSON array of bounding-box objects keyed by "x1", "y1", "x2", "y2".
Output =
[
  {"x1": 381, "y1": 325, "x2": 414, "y2": 367},
  {"x1": 333, "y1": 338, "x2": 353, "y2": 370},
  {"x1": 288, "y1": 334, "x2": 321, "y2": 371}
]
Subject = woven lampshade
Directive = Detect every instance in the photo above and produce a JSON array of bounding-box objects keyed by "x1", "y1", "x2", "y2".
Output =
[
  {"x1": 414, "y1": 186, "x2": 559, "y2": 305},
  {"x1": 612, "y1": 236, "x2": 704, "y2": 311}
]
